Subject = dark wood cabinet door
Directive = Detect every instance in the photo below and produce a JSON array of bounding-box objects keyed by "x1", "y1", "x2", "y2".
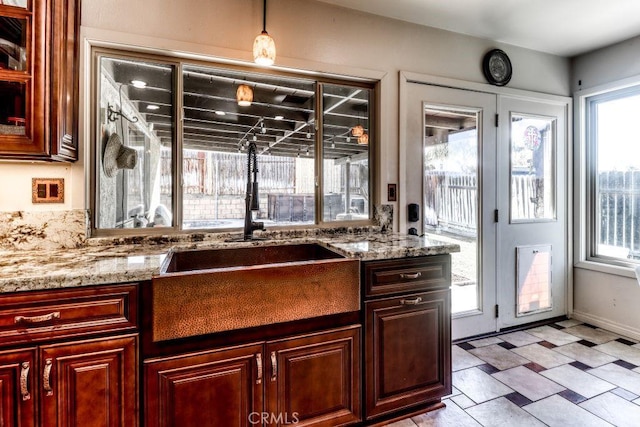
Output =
[
  {"x1": 144, "y1": 343, "x2": 263, "y2": 427},
  {"x1": 40, "y1": 335, "x2": 138, "y2": 427},
  {"x1": 266, "y1": 326, "x2": 361, "y2": 427},
  {"x1": 0, "y1": 348, "x2": 37, "y2": 427},
  {"x1": 49, "y1": 0, "x2": 80, "y2": 161},
  {"x1": 365, "y1": 290, "x2": 451, "y2": 420}
]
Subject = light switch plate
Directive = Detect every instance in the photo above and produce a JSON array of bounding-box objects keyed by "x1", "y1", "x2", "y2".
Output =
[
  {"x1": 32, "y1": 178, "x2": 64, "y2": 203},
  {"x1": 387, "y1": 183, "x2": 397, "y2": 202}
]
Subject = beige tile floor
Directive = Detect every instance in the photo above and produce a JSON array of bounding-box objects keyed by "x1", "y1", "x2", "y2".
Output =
[{"x1": 387, "y1": 320, "x2": 640, "y2": 427}]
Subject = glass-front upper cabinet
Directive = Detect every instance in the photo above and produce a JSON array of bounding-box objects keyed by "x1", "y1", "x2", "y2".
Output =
[
  {"x1": 0, "y1": 0, "x2": 80, "y2": 161},
  {"x1": 0, "y1": 0, "x2": 46, "y2": 152}
]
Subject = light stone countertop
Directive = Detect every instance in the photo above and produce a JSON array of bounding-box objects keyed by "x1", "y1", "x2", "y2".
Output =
[{"x1": 0, "y1": 231, "x2": 459, "y2": 293}]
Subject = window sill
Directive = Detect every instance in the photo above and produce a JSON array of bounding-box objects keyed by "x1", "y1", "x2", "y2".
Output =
[
  {"x1": 574, "y1": 260, "x2": 636, "y2": 279},
  {"x1": 87, "y1": 222, "x2": 382, "y2": 247}
]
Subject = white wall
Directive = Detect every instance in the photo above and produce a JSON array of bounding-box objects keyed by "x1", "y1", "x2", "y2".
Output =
[
  {"x1": 571, "y1": 34, "x2": 640, "y2": 339},
  {"x1": 0, "y1": 163, "x2": 84, "y2": 211},
  {"x1": 572, "y1": 35, "x2": 640, "y2": 92},
  {"x1": 0, "y1": 0, "x2": 571, "y2": 228},
  {"x1": 573, "y1": 268, "x2": 640, "y2": 340}
]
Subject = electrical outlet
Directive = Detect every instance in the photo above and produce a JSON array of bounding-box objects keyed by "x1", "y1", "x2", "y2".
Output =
[{"x1": 32, "y1": 178, "x2": 64, "y2": 203}]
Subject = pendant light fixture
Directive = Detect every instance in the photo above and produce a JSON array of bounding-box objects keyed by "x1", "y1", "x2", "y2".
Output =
[
  {"x1": 351, "y1": 124, "x2": 364, "y2": 138},
  {"x1": 237, "y1": 84, "x2": 253, "y2": 106},
  {"x1": 253, "y1": 0, "x2": 276, "y2": 66},
  {"x1": 357, "y1": 133, "x2": 369, "y2": 145}
]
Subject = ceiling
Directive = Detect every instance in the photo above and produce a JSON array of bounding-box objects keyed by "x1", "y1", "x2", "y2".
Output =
[{"x1": 317, "y1": 0, "x2": 640, "y2": 57}]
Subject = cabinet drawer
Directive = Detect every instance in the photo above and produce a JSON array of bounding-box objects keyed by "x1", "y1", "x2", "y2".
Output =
[
  {"x1": 0, "y1": 283, "x2": 138, "y2": 347},
  {"x1": 363, "y1": 255, "x2": 450, "y2": 298}
]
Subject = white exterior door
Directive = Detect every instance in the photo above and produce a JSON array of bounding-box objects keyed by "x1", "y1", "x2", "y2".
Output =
[
  {"x1": 401, "y1": 74, "x2": 570, "y2": 340},
  {"x1": 496, "y1": 96, "x2": 569, "y2": 328},
  {"x1": 402, "y1": 81, "x2": 498, "y2": 340}
]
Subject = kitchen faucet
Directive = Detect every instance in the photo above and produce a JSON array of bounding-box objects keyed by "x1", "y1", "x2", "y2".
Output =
[{"x1": 244, "y1": 142, "x2": 265, "y2": 240}]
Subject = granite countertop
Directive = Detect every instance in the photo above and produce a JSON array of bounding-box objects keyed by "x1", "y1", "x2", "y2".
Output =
[{"x1": 0, "y1": 231, "x2": 459, "y2": 293}]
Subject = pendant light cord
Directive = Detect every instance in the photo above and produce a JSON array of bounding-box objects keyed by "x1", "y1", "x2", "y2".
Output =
[{"x1": 262, "y1": 0, "x2": 267, "y2": 33}]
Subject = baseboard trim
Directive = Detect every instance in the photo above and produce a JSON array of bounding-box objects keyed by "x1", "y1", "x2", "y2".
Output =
[{"x1": 572, "y1": 310, "x2": 640, "y2": 341}]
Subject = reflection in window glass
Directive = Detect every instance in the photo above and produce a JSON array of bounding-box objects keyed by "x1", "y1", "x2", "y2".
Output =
[
  {"x1": 96, "y1": 56, "x2": 174, "y2": 230},
  {"x1": 0, "y1": 16, "x2": 27, "y2": 71},
  {"x1": 589, "y1": 89, "x2": 640, "y2": 261},
  {"x1": 180, "y1": 65, "x2": 317, "y2": 229},
  {"x1": 322, "y1": 84, "x2": 370, "y2": 222},
  {"x1": 0, "y1": 80, "x2": 25, "y2": 135},
  {"x1": 92, "y1": 51, "x2": 375, "y2": 236},
  {"x1": 510, "y1": 114, "x2": 556, "y2": 221},
  {"x1": 2, "y1": 0, "x2": 28, "y2": 8}
]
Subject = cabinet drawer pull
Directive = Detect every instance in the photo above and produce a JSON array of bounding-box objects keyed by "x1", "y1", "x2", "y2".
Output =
[
  {"x1": 270, "y1": 351, "x2": 277, "y2": 382},
  {"x1": 400, "y1": 272, "x2": 422, "y2": 280},
  {"x1": 15, "y1": 311, "x2": 61, "y2": 325},
  {"x1": 400, "y1": 297, "x2": 423, "y2": 305},
  {"x1": 256, "y1": 353, "x2": 262, "y2": 384},
  {"x1": 43, "y1": 358, "x2": 53, "y2": 396},
  {"x1": 20, "y1": 361, "x2": 30, "y2": 401}
]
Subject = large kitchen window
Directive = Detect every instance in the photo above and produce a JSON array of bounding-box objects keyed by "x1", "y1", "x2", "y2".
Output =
[
  {"x1": 91, "y1": 50, "x2": 374, "y2": 235},
  {"x1": 586, "y1": 84, "x2": 640, "y2": 265}
]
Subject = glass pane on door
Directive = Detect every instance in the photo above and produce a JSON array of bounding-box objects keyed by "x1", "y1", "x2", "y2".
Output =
[
  {"x1": 510, "y1": 114, "x2": 556, "y2": 222},
  {"x1": 423, "y1": 107, "x2": 479, "y2": 314}
]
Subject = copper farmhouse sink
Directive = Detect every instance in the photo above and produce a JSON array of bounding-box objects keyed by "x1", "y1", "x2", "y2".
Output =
[
  {"x1": 151, "y1": 243, "x2": 360, "y2": 341},
  {"x1": 161, "y1": 243, "x2": 347, "y2": 272}
]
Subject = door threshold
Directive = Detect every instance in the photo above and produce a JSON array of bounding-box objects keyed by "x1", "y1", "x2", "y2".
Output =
[{"x1": 453, "y1": 315, "x2": 568, "y2": 345}]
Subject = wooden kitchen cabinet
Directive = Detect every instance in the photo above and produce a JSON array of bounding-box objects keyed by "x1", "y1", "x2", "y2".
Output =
[
  {"x1": 362, "y1": 255, "x2": 450, "y2": 299},
  {"x1": 266, "y1": 326, "x2": 360, "y2": 426},
  {"x1": 0, "y1": 283, "x2": 138, "y2": 348},
  {"x1": 39, "y1": 335, "x2": 138, "y2": 427},
  {"x1": 144, "y1": 342, "x2": 263, "y2": 427},
  {"x1": 363, "y1": 256, "x2": 451, "y2": 422},
  {"x1": 48, "y1": 0, "x2": 80, "y2": 161},
  {"x1": 0, "y1": 283, "x2": 139, "y2": 427},
  {"x1": 144, "y1": 326, "x2": 361, "y2": 427},
  {"x1": 0, "y1": 0, "x2": 79, "y2": 161},
  {"x1": 0, "y1": 336, "x2": 138, "y2": 427},
  {"x1": 0, "y1": 348, "x2": 37, "y2": 427}
]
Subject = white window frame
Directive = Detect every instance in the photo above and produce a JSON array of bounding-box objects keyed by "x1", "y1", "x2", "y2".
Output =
[{"x1": 574, "y1": 75, "x2": 640, "y2": 278}]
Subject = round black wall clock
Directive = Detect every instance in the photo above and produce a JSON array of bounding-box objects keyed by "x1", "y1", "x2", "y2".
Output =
[{"x1": 482, "y1": 49, "x2": 512, "y2": 86}]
